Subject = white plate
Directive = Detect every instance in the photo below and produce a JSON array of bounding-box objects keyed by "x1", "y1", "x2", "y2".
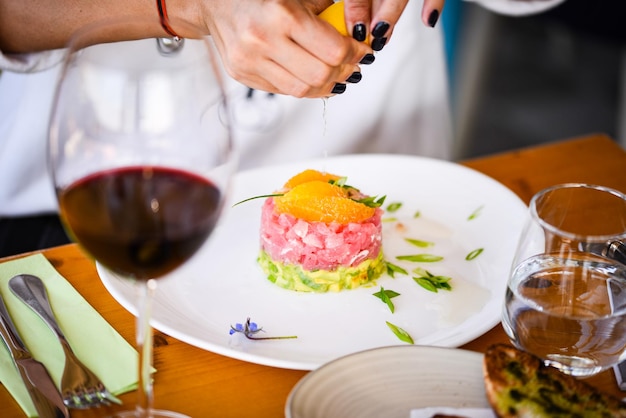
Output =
[
  {"x1": 286, "y1": 345, "x2": 488, "y2": 418},
  {"x1": 98, "y1": 154, "x2": 526, "y2": 370}
]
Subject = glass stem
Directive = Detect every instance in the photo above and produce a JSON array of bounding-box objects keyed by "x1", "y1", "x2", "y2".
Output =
[{"x1": 136, "y1": 279, "x2": 157, "y2": 416}]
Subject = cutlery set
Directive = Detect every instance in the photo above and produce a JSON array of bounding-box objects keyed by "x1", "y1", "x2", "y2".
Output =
[{"x1": 0, "y1": 274, "x2": 120, "y2": 417}]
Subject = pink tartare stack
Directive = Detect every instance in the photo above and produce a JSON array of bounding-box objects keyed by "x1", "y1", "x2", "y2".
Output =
[{"x1": 258, "y1": 169, "x2": 385, "y2": 292}]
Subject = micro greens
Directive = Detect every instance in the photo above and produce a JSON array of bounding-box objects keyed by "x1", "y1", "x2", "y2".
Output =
[
  {"x1": 396, "y1": 254, "x2": 444, "y2": 263},
  {"x1": 466, "y1": 248, "x2": 484, "y2": 260},
  {"x1": 373, "y1": 287, "x2": 400, "y2": 313},
  {"x1": 232, "y1": 193, "x2": 283, "y2": 207},
  {"x1": 412, "y1": 267, "x2": 452, "y2": 293},
  {"x1": 386, "y1": 202, "x2": 403, "y2": 212},
  {"x1": 386, "y1": 321, "x2": 414, "y2": 344},
  {"x1": 386, "y1": 262, "x2": 408, "y2": 278},
  {"x1": 357, "y1": 195, "x2": 387, "y2": 208},
  {"x1": 229, "y1": 317, "x2": 297, "y2": 340},
  {"x1": 404, "y1": 238, "x2": 434, "y2": 248},
  {"x1": 329, "y1": 176, "x2": 348, "y2": 187},
  {"x1": 468, "y1": 205, "x2": 484, "y2": 220}
]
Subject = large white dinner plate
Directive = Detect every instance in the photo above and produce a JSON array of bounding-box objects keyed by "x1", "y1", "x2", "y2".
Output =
[
  {"x1": 285, "y1": 345, "x2": 488, "y2": 418},
  {"x1": 98, "y1": 154, "x2": 527, "y2": 370}
]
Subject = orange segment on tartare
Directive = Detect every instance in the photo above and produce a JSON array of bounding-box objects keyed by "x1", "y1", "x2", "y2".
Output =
[
  {"x1": 274, "y1": 171, "x2": 376, "y2": 224},
  {"x1": 282, "y1": 169, "x2": 341, "y2": 189}
]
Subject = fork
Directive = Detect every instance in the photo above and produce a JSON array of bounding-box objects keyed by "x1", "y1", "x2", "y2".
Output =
[{"x1": 9, "y1": 274, "x2": 122, "y2": 409}]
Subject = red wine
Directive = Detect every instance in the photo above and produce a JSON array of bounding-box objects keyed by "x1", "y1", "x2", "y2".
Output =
[{"x1": 59, "y1": 166, "x2": 222, "y2": 280}]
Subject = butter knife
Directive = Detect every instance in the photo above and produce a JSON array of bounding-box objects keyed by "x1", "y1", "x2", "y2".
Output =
[{"x1": 0, "y1": 292, "x2": 69, "y2": 418}]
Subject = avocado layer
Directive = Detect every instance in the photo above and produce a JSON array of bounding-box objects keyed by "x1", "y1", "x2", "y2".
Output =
[{"x1": 258, "y1": 250, "x2": 385, "y2": 292}]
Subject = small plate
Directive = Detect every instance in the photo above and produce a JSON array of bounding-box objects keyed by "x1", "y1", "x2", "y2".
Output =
[{"x1": 286, "y1": 345, "x2": 489, "y2": 418}]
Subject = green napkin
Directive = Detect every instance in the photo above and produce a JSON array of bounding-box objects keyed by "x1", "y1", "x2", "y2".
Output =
[{"x1": 0, "y1": 253, "x2": 138, "y2": 417}]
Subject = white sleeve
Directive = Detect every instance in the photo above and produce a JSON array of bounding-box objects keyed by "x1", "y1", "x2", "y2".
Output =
[
  {"x1": 466, "y1": 0, "x2": 567, "y2": 16},
  {"x1": 0, "y1": 48, "x2": 65, "y2": 73}
]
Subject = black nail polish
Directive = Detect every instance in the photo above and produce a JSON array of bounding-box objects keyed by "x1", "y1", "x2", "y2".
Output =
[
  {"x1": 371, "y1": 37, "x2": 387, "y2": 52},
  {"x1": 371, "y1": 21, "x2": 390, "y2": 38},
  {"x1": 352, "y1": 23, "x2": 366, "y2": 42},
  {"x1": 346, "y1": 72, "x2": 362, "y2": 83},
  {"x1": 428, "y1": 9, "x2": 440, "y2": 27},
  {"x1": 359, "y1": 53, "x2": 375, "y2": 65},
  {"x1": 332, "y1": 83, "x2": 346, "y2": 94}
]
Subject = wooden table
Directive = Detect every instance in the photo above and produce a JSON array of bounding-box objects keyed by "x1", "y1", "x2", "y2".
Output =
[{"x1": 1, "y1": 134, "x2": 625, "y2": 417}]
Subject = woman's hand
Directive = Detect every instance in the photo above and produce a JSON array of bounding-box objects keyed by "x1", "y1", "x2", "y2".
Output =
[{"x1": 200, "y1": 0, "x2": 373, "y2": 98}]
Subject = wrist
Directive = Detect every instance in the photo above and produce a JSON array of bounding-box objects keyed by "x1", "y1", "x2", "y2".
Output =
[{"x1": 158, "y1": 0, "x2": 209, "y2": 37}]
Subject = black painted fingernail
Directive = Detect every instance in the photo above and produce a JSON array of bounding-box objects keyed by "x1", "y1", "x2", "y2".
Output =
[
  {"x1": 346, "y1": 72, "x2": 362, "y2": 83},
  {"x1": 371, "y1": 21, "x2": 390, "y2": 38},
  {"x1": 371, "y1": 37, "x2": 387, "y2": 51},
  {"x1": 428, "y1": 9, "x2": 440, "y2": 27},
  {"x1": 359, "y1": 53, "x2": 375, "y2": 65},
  {"x1": 352, "y1": 23, "x2": 367, "y2": 42},
  {"x1": 332, "y1": 83, "x2": 346, "y2": 94}
]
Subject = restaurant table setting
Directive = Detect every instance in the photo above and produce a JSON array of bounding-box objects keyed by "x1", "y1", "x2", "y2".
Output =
[
  {"x1": 1, "y1": 134, "x2": 626, "y2": 418},
  {"x1": 0, "y1": 254, "x2": 137, "y2": 417}
]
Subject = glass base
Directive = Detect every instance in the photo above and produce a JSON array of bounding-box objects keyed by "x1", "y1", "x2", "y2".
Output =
[{"x1": 110, "y1": 410, "x2": 190, "y2": 418}]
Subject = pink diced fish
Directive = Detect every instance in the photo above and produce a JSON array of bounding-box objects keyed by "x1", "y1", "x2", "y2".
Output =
[{"x1": 260, "y1": 198, "x2": 383, "y2": 271}]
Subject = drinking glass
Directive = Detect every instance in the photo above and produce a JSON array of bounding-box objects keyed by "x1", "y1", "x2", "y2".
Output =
[
  {"x1": 502, "y1": 183, "x2": 626, "y2": 377},
  {"x1": 48, "y1": 17, "x2": 236, "y2": 416}
]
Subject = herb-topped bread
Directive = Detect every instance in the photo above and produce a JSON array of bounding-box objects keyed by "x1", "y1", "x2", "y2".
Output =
[
  {"x1": 258, "y1": 169, "x2": 386, "y2": 292},
  {"x1": 483, "y1": 344, "x2": 626, "y2": 417}
]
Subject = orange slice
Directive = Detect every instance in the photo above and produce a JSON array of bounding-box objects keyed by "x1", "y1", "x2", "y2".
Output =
[
  {"x1": 275, "y1": 180, "x2": 375, "y2": 223},
  {"x1": 283, "y1": 169, "x2": 341, "y2": 189}
]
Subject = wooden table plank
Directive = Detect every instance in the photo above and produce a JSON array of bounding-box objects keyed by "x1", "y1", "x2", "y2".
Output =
[{"x1": 1, "y1": 134, "x2": 625, "y2": 417}]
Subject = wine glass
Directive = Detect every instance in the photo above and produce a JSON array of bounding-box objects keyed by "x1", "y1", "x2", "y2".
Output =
[
  {"x1": 502, "y1": 183, "x2": 626, "y2": 377},
  {"x1": 48, "y1": 17, "x2": 236, "y2": 417}
]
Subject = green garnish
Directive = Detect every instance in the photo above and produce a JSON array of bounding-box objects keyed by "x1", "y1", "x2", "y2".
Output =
[
  {"x1": 466, "y1": 248, "x2": 484, "y2": 260},
  {"x1": 232, "y1": 193, "x2": 283, "y2": 207},
  {"x1": 386, "y1": 202, "x2": 402, "y2": 212},
  {"x1": 404, "y1": 238, "x2": 434, "y2": 248},
  {"x1": 412, "y1": 267, "x2": 452, "y2": 292},
  {"x1": 382, "y1": 217, "x2": 398, "y2": 223},
  {"x1": 373, "y1": 287, "x2": 400, "y2": 313},
  {"x1": 386, "y1": 321, "x2": 414, "y2": 344},
  {"x1": 357, "y1": 195, "x2": 386, "y2": 208},
  {"x1": 327, "y1": 177, "x2": 386, "y2": 208},
  {"x1": 396, "y1": 254, "x2": 444, "y2": 263},
  {"x1": 468, "y1": 205, "x2": 484, "y2": 220},
  {"x1": 413, "y1": 211, "x2": 421, "y2": 218},
  {"x1": 386, "y1": 262, "x2": 408, "y2": 278}
]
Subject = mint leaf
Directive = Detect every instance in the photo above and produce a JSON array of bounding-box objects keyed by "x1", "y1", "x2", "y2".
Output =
[{"x1": 373, "y1": 287, "x2": 400, "y2": 313}]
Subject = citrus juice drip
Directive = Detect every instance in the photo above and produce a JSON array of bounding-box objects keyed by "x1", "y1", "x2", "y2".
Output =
[{"x1": 321, "y1": 97, "x2": 328, "y2": 161}]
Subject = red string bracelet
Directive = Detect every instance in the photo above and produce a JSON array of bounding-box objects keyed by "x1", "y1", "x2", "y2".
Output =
[{"x1": 156, "y1": 0, "x2": 181, "y2": 41}]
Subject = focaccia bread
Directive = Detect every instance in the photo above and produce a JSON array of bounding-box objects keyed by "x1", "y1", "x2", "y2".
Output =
[{"x1": 483, "y1": 344, "x2": 626, "y2": 418}]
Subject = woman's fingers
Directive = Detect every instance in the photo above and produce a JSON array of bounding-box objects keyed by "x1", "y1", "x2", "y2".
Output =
[
  {"x1": 340, "y1": 0, "x2": 446, "y2": 56},
  {"x1": 343, "y1": 0, "x2": 409, "y2": 51},
  {"x1": 421, "y1": 0, "x2": 446, "y2": 27},
  {"x1": 341, "y1": 0, "x2": 371, "y2": 41}
]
